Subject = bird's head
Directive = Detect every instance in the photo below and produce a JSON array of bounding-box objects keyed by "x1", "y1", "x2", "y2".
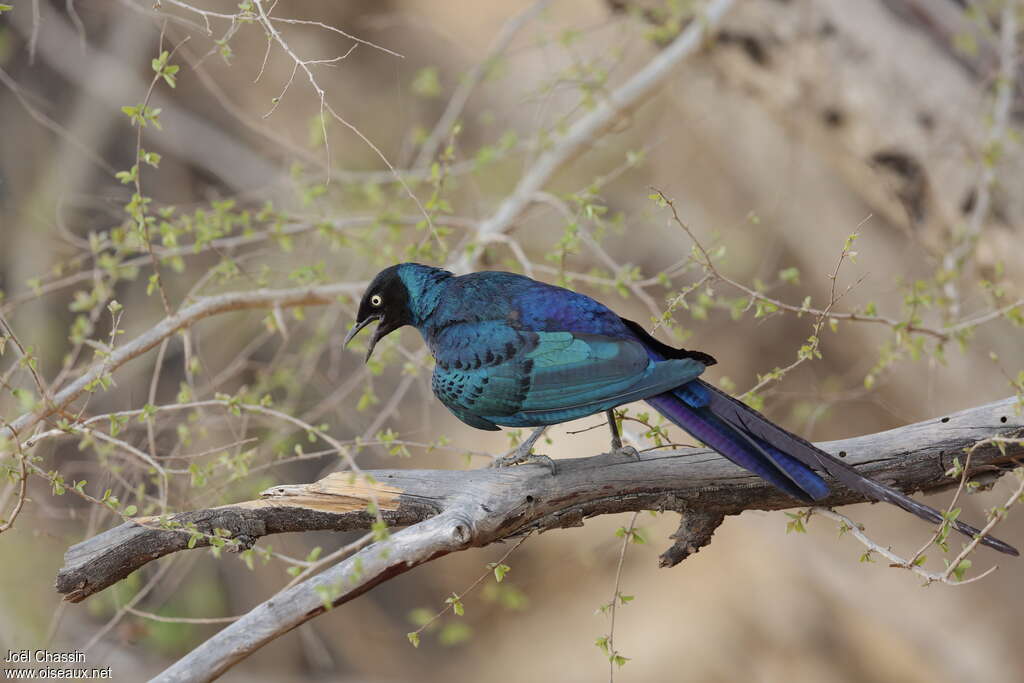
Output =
[{"x1": 343, "y1": 265, "x2": 414, "y2": 362}]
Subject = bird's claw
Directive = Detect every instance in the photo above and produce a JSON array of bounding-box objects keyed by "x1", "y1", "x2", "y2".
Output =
[
  {"x1": 611, "y1": 445, "x2": 640, "y2": 461},
  {"x1": 490, "y1": 426, "x2": 555, "y2": 473},
  {"x1": 490, "y1": 450, "x2": 558, "y2": 474}
]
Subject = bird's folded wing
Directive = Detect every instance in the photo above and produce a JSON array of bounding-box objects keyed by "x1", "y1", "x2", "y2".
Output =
[
  {"x1": 430, "y1": 326, "x2": 706, "y2": 421},
  {"x1": 516, "y1": 332, "x2": 704, "y2": 412}
]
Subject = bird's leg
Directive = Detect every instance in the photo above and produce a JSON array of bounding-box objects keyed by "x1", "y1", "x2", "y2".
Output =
[
  {"x1": 606, "y1": 409, "x2": 639, "y2": 461},
  {"x1": 490, "y1": 426, "x2": 557, "y2": 474},
  {"x1": 607, "y1": 409, "x2": 623, "y2": 451}
]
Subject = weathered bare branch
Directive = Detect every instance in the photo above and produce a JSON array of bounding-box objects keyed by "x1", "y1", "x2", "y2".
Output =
[
  {"x1": 153, "y1": 512, "x2": 465, "y2": 682},
  {"x1": 57, "y1": 396, "x2": 1024, "y2": 681}
]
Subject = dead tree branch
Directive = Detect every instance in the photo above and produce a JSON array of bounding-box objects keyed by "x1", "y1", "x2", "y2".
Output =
[{"x1": 54, "y1": 397, "x2": 1023, "y2": 680}]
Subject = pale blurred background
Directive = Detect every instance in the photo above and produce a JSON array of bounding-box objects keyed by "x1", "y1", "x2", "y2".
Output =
[{"x1": 1, "y1": 1, "x2": 1023, "y2": 681}]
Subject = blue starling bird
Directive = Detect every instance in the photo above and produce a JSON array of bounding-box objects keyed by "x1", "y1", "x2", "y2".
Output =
[{"x1": 344, "y1": 263, "x2": 1017, "y2": 555}]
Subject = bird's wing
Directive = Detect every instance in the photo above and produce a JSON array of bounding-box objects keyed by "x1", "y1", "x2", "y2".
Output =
[
  {"x1": 431, "y1": 324, "x2": 705, "y2": 422},
  {"x1": 516, "y1": 331, "x2": 705, "y2": 412}
]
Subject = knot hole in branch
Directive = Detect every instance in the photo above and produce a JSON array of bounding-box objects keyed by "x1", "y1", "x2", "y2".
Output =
[{"x1": 446, "y1": 515, "x2": 475, "y2": 546}]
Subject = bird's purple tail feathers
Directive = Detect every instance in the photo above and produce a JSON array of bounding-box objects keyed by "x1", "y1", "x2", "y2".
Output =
[
  {"x1": 647, "y1": 384, "x2": 829, "y2": 503},
  {"x1": 647, "y1": 380, "x2": 1018, "y2": 556}
]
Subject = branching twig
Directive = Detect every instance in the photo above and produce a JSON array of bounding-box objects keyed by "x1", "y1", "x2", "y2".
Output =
[
  {"x1": 2, "y1": 283, "x2": 364, "y2": 442},
  {"x1": 250, "y1": 0, "x2": 431, "y2": 241},
  {"x1": 406, "y1": 532, "x2": 531, "y2": 647},
  {"x1": 941, "y1": 2, "x2": 1018, "y2": 316},
  {"x1": 128, "y1": 28, "x2": 189, "y2": 317},
  {"x1": 413, "y1": 0, "x2": 552, "y2": 168},
  {"x1": 0, "y1": 419, "x2": 28, "y2": 534},
  {"x1": 652, "y1": 188, "x2": 1024, "y2": 344},
  {"x1": 452, "y1": 0, "x2": 738, "y2": 274},
  {"x1": 0, "y1": 66, "x2": 115, "y2": 173},
  {"x1": 601, "y1": 511, "x2": 639, "y2": 678}
]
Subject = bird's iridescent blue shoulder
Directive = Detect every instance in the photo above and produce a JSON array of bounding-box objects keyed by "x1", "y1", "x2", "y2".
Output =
[
  {"x1": 509, "y1": 275, "x2": 626, "y2": 336},
  {"x1": 422, "y1": 269, "x2": 630, "y2": 339}
]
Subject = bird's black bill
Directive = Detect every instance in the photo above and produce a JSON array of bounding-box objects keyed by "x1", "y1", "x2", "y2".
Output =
[{"x1": 343, "y1": 314, "x2": 382, "y2": 362}]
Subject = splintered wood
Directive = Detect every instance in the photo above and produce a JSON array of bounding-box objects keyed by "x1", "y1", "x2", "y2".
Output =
[{"x1": 257, "y1": 472, "x2": 404, "y2": 513}]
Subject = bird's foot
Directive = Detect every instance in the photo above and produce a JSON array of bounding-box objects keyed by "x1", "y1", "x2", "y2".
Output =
[
  {"x1": 490, "y1": 426, "x2": 556, "y2": 474},
  {"x1": 610, "y1": 444, "x2": 640, "y2": 461},
  {"x1": 490, "y1": 450, "x2": 558, "y2": 474}
]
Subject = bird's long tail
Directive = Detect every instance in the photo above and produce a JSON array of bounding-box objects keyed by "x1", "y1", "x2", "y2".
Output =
[{"x1": 647, "y1": 379, "x2": 1018, "y2": 556}]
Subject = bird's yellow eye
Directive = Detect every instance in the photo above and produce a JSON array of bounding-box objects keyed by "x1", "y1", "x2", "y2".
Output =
[{"x1": 370, "y1": 294, "x2": 383, "y2": 307}]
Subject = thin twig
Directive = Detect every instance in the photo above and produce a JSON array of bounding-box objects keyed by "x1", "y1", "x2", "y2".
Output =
[
  {"x1": 941, "y1": 2, "x2": 1018, "y2": 316},
  {"x1": 811, "y1": 507, "x2": 999, "y2": 586},
  {"x1": 124, "y1": 606, "x2": 240, "y2": 625},
  {"x1": 604, "y1": 511, "x2": 639, "y2": 679},
  {"x1": 652, "y1": 186, "x2": 1023, "y2": 344},
  {"x1": 0, "y1": 66, "x2": 115, "y2": 173},
  {"x1": 3, "y1": 282, "x2": 365, "y2": 440},
  {"x1": 129, "y1": 28, "x2": 191, "y2": 317},
  {"x1": 0, "y1": 419, "x2": 28, "y2": 533},
  {"x1": 413, "y1": 0, "x2": 551, "y2": 168},
  {"x1": 449, "y1": 0, "x2": 738, "y2": 275},
  {"x1": 250, "y1": 0, "x2": 431, "y2": 244},
  {"x1": 407, "y1": 532, "x2": 532, "y2": 644}
]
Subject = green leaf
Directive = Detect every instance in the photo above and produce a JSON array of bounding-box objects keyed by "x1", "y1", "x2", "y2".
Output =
[
  {"x1": 139, "y1": 149, "x2": 162, "y2": 167},
  {"x1": 445, "y1": 593, "x2": 464, "y2": 616},
  {"x1": 779, "y1": 267, "x2": 800, "y2": 285},
  {"x1": 951, "y1": 558, "x2": 972, "y2": 582},
  {"x1": 412, "y1": 67, "x2": 441, "y2": 98},
  {"x1": 314, "y1": 584, "x2": 335, "y2": 611},
  {"x1": 785, "y1": 511, "x2": 807, "y2": 534},
  {"x1": 371, "y1": 519, "x2": 390, "y2": 541},
  {"x1": 407, "y1": 632, "x2": 420, "y2": 648},
  {"x1": 115, "y1": 165, "x2": 138, "y2": 184},
  {"x1": 152, "y1": 51, "x2": 168, "y2": 73},
  {"x1": 492, "y1": 563, "x2": 510, "y2": 583},
  {"x1": 162, "y1": 65, "x2": 179, "y2": 88},
  {"x1": 438, "y1": 621, "x2": 472, "y2": 646}
]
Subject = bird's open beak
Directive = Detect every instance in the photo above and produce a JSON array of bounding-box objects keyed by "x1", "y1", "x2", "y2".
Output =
[{"x1": 343, "y1": 314, "x2": 383, "y2": 362}]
